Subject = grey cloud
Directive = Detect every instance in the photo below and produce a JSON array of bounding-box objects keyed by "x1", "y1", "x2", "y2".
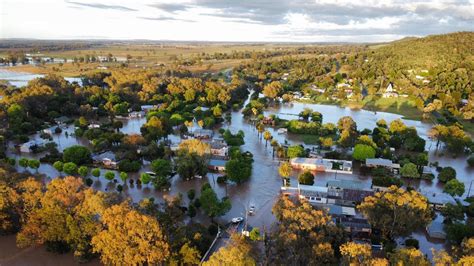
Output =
[
  {"x1": 148, "y1": 3, "x2": 191, "y2": 13},
  {"x1": 138, "y1": 16, "x2": 195, "y2": 23},
  {"x1": 66, "y1": 1, "x2": 137, "y2": 12}
]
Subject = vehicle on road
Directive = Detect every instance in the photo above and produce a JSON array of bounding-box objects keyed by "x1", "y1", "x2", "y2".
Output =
[
  {"x1": 231, "y1": 217, "x2": 244, "y2": 223},
  {"x1": 248, "y1": 205, "x2": 256, "y2": 215}
]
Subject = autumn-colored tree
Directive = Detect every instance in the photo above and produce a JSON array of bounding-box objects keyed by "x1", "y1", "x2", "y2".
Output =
[
  {"x1": 178, "y1": 139, "x2": 210, "y2": 156},
  {"x1": 358, "y1": 186, "x2": 432, "y2": 240},
  {"x1": 91, "y1": 202, "x2": 170, "y2": 265},
  {"x1": 263, "y1": 130, "x2": 272, "y2": 147},
  {"x1": 203, "y1": 233, "x2": 256, "y2": 266},
  {"x1": 0, "y1": 182, "x2": 20, "y2": 233},
  {"x1": 262, "y1": 81, "x2": 283, "y2": 99},
  {"x1": 278, "y1": 162, "x2": 292, "y2": 186},
  {"x1": 389, "y1": 248, "x2": 430, "y2": 266},
  {"x1": 17, "y1": 176, "x2": 85, "y2": 249},
  {"x1": 340, "y1": 242, "x2": 372, "y2": 265},
  {"x1": 268, "y1": 196, "x2": 341, "y2": 265},
  {"x1": 179, "y1": 242, "x2": 202, "y2": 265}
]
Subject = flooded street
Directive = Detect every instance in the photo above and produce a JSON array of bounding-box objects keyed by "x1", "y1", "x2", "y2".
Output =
[{"x1": 1, "y1": 90, "x2": 473, "y2": 263}]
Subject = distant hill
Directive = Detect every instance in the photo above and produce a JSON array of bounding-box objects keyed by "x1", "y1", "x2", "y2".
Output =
[{"x1": 370, "y1": 32, "x2": 474, "y2": 70}]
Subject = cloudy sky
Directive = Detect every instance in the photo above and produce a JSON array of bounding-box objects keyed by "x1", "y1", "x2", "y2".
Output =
[{"x1": 1, "y1": 0, "x2": 473, "y2": 42}]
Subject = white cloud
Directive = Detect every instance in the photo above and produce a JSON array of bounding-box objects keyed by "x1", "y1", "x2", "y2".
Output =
[{"x1": 0, "y1": 0, "x2": 472, "y2": 42}]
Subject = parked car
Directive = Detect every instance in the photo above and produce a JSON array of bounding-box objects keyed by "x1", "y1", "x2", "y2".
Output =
[{"x1": 231, "y1": 217, "x2": 244, "y2": 224}]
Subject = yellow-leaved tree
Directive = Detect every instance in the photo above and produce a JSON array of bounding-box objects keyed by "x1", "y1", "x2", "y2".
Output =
[{"x1": 91, "y1": 202, "x2": 170, "y2": 265}]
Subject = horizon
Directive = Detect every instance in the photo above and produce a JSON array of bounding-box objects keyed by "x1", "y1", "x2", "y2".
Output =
[{"x1": 1, "y1": 0, "x2": 473, "y2": 42}]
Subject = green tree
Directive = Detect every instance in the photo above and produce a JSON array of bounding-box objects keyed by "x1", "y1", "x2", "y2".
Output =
[
  {"x1": 287, "y1": 145, "x2": 304, "y2": 158},
  {"x1": 200, "y1": 184, "x2": 231, "y2": 218},
  {"x1": 119, "y1": 172, "x2": 128, "y2": 183},
  {"x1": 400, "y1": 163, "x2": 420, "y2": 178},
  {"x1": 27, "y1": 159, "x2": 40, "y2": 172},
  {"x1": 150, "y1": 159, "x2": 172, "y2": 178},
  {"x1": 63, "y1": 162, "x2": 78, "y2": 175},
  {"x1": 444, "y1": 179, "x2": 465, "y2": 197},
  {"x1": 91, "y1": 168, "x2": 100, "y2": 178},
  {"x1": 352, "y1": 144, "x2": 376, "y2": 161},
  {"x1": 438, "y1": 167, "x2": 457, "y2": 183},
  {"x1": 225, "y1": 155, "x2": 252, "y2": 184},
  {"x1": 53, "y1": 161, "x2": 64, "y2": 175},
  {"x1": 104, "y1": 171, "x2": 115, "y2": 181},
  {"x1": 140, "y1": 173, "x2": 151, "y2": 184},
  {"x1": 19, "y1": 158, "x2": 28, "y2": 169},
  {"x1": 63, "y1": 145, "x2": 91, "y2": 165},
  {"x1": 298, "y1": 171, "x2": 314, "y2": 185},
  {"x1": 78, "y1": 166, "x2": 89, "y2": 177}
]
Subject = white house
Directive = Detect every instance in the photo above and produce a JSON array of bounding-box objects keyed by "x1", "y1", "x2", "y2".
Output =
[
  {"x1": 209, "y1": 141, "x2": 228, "y2": 157},
  {"x1": 290, "y1": 157, "x2": 353, "y2": 174},
  {"x1": 382, "y1": 83, "x2": 398, "y2": 98}
]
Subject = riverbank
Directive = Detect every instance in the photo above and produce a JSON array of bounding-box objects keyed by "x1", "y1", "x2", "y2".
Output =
[{"x1": 297, "y1": 96, "x2": 424, "y2": 121}]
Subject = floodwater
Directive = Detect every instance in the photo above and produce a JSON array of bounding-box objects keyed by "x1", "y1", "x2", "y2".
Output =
[
  {"x1": 0, "y1": 69, "x2": 82, "y2": 87},
  {"x1": 1, "y1": 90, "x2": 473, "y2": 263}
]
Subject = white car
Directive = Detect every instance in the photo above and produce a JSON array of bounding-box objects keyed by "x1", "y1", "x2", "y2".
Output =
[
  {"x1": 248, "y1": 205, "x2": 256, "y2": 215},
  {"x1": 231, "y1": 217, "x2": 244, "y2": 223}
]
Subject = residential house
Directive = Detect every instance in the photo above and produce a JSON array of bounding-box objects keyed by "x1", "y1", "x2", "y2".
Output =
[
  {"x1": 326, "y1": 180, "x2": 374, "y2": 206},
  {"x1": 92, "y1": 151, "x2": 118, "y2": 169},
  {"x1": 193, "y1": 129, "x2": 214, "y2": 139},
  {"x1": 325, "y1": 205, "x2": 356, "y2": 218},
  {"x1": 290, "y1": 157, "x2": 353, "y2": 174},
  {"x1": 365, "y1": 158, "x2": 400, "y2": 174},
  {"x1": 298, "y1": 184, "x2": 328, "y2": 204},
  {"x1": 423, "y1": 191, "x2": 457, "y2": 210},
  {"x1": 382, "y1": 83, "x2": 398, "y2": 98},
  {"x1": 209, "y1": 141, "x2": 228, "y2": 157},
  {"x1": 340, "y1": 217, "x2": 372, "y2": 240}
]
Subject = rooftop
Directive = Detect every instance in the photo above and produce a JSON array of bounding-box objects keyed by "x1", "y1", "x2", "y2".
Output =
[
  {"x1": 209, "y1": 159, "x2": 228, "y2": 167},
  {"x1": 327, "y1": 179, "x2": 369, "y2": 191},
  {"x1": 298, "y1": 184, "x2": 328, "y2": 193}
]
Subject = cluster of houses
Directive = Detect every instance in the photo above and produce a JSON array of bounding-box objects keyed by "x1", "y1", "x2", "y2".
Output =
[{"x1": 281, "y1": 179, "x2": 374, "y2": 243}]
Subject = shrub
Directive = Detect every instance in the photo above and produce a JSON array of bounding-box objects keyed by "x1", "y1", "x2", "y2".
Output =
[
  {"x1": 298, "y1": 171, "x2": 314, "y2": 185},
  {"x1": 405, "y1": 238, "x2": 419, "y2": 249},
  {"x1": 118, "y1": 159, "x2": 141, "y2": 172},
  {"x1": 217, "y1": 175, "x2": 228, "y2": 184}
]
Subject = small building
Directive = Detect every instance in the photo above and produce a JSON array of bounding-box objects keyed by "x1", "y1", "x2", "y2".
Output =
[
  {"x1": 382, "y1": 83, "x2": 398, "y2": 98},
  {"x1": 340, "y1": 217, "x2": 372, "y2": 240},
  {"x1": 88, "y1": 123, "x2": 101, "y2": 129},
  {"x1": 209, "y1": 141, "x2": 228, "y2": 157},
  {"x1": 19, "y1": 140, "x2": 44, "y2": 153},
  {"x1": 208, "y1": 159, "x2": 227, "y2": 172},
  {"x1": 194, "y1": 106, "x2": 210, "y2": 112},
  {"x1": 423, "y1": 191, "x2": 457, "y2": 210},
  {"x1": 92, "y1": 151, "x2": 117, "y2": 168},
  {"x1": 325, "y1": 205, "x2": 356, "y2": 217},
  {"x1": 290, "y1": 157, "x2": 353, "y2": 174},
  {"x1": 193, "y1": 129, "x2": 214, "y2": 139},
  {"x1": 141, "y1": 105, "x2": 159, "y2": 112},
  {"x1": 426, "y1": 221, "x2": 446, "y2": 240},
  {"x1": 365, "y1": 158, "x2": 400, "y2": 174},
  {"x1": 298, "y1": 184, "x2": 328, "y2": 204},
  {"x1": 129, "y1": 111, "x2": 145, "y2": 118}
]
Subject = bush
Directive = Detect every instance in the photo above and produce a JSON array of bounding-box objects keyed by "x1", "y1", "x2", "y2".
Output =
[
  {"x1": 217, "y1": 175, "x2": 228, "y2": 184},
  {"x1": 372, "y1": 176, "x2": 403, "y2": 187},
  {"x1": 85, "y1": 178, "x2": 93, "y2": 186},
  {"x1": 353, "y1": 144, "x2": 376, "y2": 161},
  {"x1": 118, "y1": 159, "x2": 141, "y2": 172},
  {"x1": 298, "y1": 171, "x2": 314, "y2": 185},
  {"x1": 467, "y1": 155, "x2": 474, "y2": 167},
  {"x1": 438, "y1": 167, "x2": 457, "y2": 183},
  {"x1": 405, "y1": 238, "x2": 419, "y2": 249},
  {"x1": 187, "y1": 189, "x2": 196, "y2": 200},
  {"x1": 63, "y1": 162, "x2": 77, "y2": 175}
]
